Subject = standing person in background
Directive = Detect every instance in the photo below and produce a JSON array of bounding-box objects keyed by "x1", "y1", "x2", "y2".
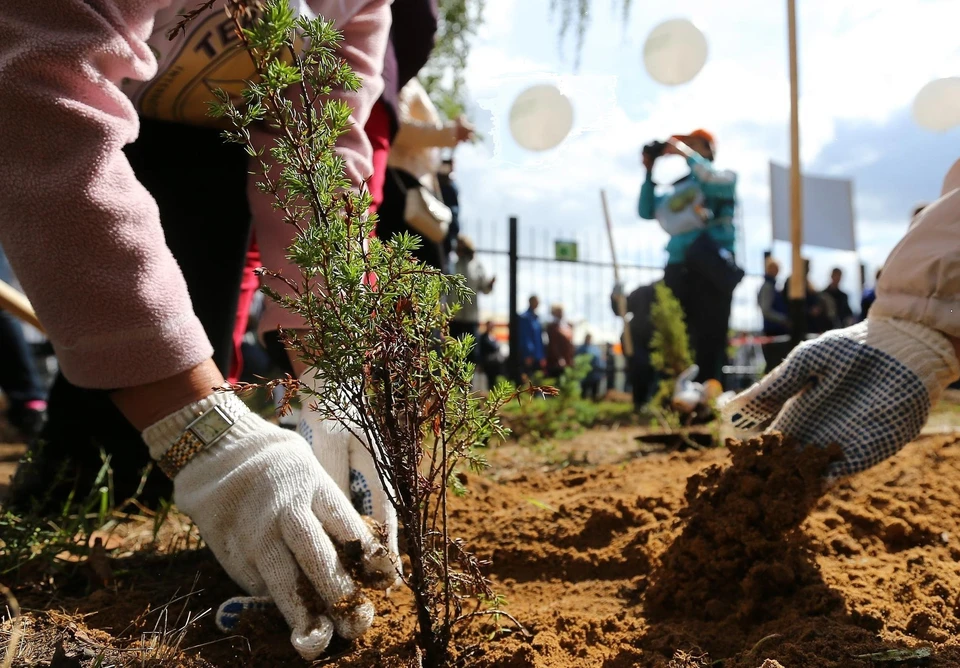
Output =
[
  {"x1": 378, "y1": 78, "x2": 474, "y2": 270},
  {"x1": 782, "y1": 261, "x2": 832, "y2": 335},
  {"x1": 758, "y1": 258, "x2": 791, "y2": 369},
  {"x1": 823, "y1": 267, "x2": 855, "y2": 328},
  {"x1": 437, "y1": 157, "x2": 460, "y2": 271},
  {"x1": 258, "y1": 0, "x2": 441, "y2": 371},
  {"x1": 638, "y1": 130, "x2": 739, "y2": 385},
  {"x1": 477, "y1": 321, "x2": 504, "y2": 388},
  {"x1": 449, "y1": 235, "x2": 495, "y2": 347},
  {"x1": 545, "y1": 304, "x2": 575, "y2": 379},
  {"x1": 860, "y1": 268, "x2": 882, "y2": 321},
  {"x1": 612, "y1": 281, "x2": 659, "y2": 410},
  {"x1": 576, "y1": 334, "x2": 605, "y2": 401},
  {"x1": 518, "y1": 295, "x2": 546, "y2": 378},
  {"x1": 604, "y1": 343, "x2": 618, "y2": 395}
]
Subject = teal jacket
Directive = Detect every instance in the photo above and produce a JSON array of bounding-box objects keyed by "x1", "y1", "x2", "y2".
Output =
[{"x1": 639, "y1": 154, "x2": 737, "y2": 265}]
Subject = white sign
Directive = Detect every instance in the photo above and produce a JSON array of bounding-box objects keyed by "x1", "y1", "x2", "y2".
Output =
[{"x1": 769, "y1": 162, "x2": 856, "y2": 252}]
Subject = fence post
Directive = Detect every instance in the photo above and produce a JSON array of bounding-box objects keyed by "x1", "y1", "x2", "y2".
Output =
[{"x1": 508, "y1": 216, "x2": 520, "y2": 382}]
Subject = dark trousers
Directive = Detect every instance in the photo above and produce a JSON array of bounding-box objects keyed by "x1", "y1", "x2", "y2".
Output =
[
  {"x1": 629, "y1": 352, "x2": 657, "y2": 409},
  {"x1": 581, "y1": 378, "x2": 600, "y2": 401},
  {"x1": 0, "y1": 309, "x2": 46, "y2": 407},
  {"x1": 378, "y1": 167, "x2": 446, "y2": 271},
  {"x1": 761, "y1": 340, "x2": 792, "y2": 371},
  {"x1": 663, "y1": 262, "x2": 733, "y2": 385},
  {"x1": 19, "y1": 118, "x2": 253, "y2": 506}
]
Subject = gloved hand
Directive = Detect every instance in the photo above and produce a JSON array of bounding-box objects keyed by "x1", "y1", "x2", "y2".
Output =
[
  {"x1": 672, "y1": 365, "x2": 703, "y2": 413},
  {"x1": 723, "y1": 317, "x2": 960, "y2": 478},
  {"x1": 296, "y1": 371, "x2": 399, "y2": 564},
  {"x1": 142, "y1": 393, "x2": 398, "y2": 660}
]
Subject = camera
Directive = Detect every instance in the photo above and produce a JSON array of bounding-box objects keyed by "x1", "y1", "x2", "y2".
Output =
[{"x1": 642, "y1": 140, "x2": 667, "y2": 160}]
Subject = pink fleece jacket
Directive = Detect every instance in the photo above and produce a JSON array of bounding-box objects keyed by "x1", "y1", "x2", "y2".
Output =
[{"x1": 0, "y1": 0, "x2": 388, "y2": 389}]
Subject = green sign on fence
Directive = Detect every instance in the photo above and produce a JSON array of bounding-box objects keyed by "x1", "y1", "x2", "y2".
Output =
[{"x1": 554, "y1": 240, "x2": 579, "y2": 262}]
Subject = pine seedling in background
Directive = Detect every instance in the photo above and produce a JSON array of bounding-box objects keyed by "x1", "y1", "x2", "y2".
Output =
[
  {"x1": 197, "y1": 2, "x2": 539, "y2": 664},
  {"x1": 649, "y1": 282, "x2": 694, "y2": 408}
]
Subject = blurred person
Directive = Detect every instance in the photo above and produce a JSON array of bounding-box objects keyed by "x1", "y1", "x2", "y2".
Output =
[
  {"x1": 437, "y1": 156, "x2": 460, "y2": 269},
  {"x1": 639, "y1": 130, "x2": 740, "y2": 385},
  {"x1": 0, "y1": 310, "x2": 47, "y2": 439},
  {"x1": 518, "y1": 295, "x2": 546, "y2": 377},
  {"x1": 612, "y1": 281, "x2": 659, "y2": 410},
  {"x1": 725, "y1": 158, "x2": 960, "y2": 480},
  {"x1": 449, "y1": 235, "x2": 495, "y2": 348},
  {"x1": 604, "y1": 342, "x2": 618, "y2": 394},
  {"x1": 860, "y1": 268, "x2": 882, "y2": 321},
  {"x1": 545, "y1": 304, "x2": 575, "y2": 378},
  {"x1": 822, "y1": 267, "x2": 855, "y2": 328},
  {"x1": 782, "y1": 261, "x2": 832, "y2": 335},
  {"x1": 758, "y1": 258, "x2": 791, "y2": 370},
  {"x1": 378, "y1": 78, "x2": 473, "y2": 270},
  {"x1": 254, "y1": 0, "x2": 440, "y2": 375},
  {"x1": 0, "y1": 246, "x2": 47, "y2": 439},
  {"x1": 575, "y1": 334, "x2": 605, "y2": 401},
  {"x1": 477, "y1": 321, "x2": 504, "y2": 388},
  {"x1": 0, "y1": 1, "x2": 399, "y2": 660}
]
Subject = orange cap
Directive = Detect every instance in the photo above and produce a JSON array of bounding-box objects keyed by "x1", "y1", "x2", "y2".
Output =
[{"x1": 688, "y1": 128, "x2": 715, "y2": 147}]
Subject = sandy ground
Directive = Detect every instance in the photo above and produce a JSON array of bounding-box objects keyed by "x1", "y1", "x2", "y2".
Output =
[{"x1": 3, "y1": 396, "x2": 960, "y2": 667}]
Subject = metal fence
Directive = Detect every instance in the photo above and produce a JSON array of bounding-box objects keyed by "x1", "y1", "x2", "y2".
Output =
[
  {"x1": 462, "y1": 216, "x2": 765, "y2": 335},
  {"x1": 456, "y1": 215, "x2": 769, "y2": 387}
]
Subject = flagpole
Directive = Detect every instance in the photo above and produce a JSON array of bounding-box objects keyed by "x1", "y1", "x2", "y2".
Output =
[{"x1": 786, "y1": 0, "x2": 807, "y2": 344}]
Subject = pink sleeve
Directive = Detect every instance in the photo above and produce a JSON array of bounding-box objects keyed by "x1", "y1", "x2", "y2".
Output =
[
  {"x1": 0, "y1": 0, "x2": 212, "y2": 389},
  {"x1": 251, "y1": 0, "x2": 391, "y2": 338}
]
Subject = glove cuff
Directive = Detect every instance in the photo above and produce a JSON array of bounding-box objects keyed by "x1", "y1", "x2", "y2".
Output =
[
  {"x1": 142, "y1": 392, "x2": 250, "y2": 462},
  {"x1": 864, "y1": 317, "x2": 960, "y2": 403}
]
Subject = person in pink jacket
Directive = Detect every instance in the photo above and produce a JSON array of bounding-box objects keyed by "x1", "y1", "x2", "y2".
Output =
[
  {"x1": 0, "y1": 0, "x2": 398, "y2": 659},
  {"x1": 725, "y1": 158, "x2": 960, "y2": 480}
]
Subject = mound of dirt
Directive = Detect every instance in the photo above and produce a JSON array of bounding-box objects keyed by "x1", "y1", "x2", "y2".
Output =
[
  {"x1": 9, "y1": 431, "x2": 960, "y2": 667},
  {"x1": 643, "y1": 434, "x2": 844, "y2": 655}
]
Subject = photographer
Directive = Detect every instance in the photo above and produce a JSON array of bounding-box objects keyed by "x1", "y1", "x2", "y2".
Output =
[{"x1": 638, "y1": 130, "x2": 740, "y2": 385}]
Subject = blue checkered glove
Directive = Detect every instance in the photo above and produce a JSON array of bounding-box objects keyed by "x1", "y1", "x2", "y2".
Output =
[{"x1": 723, "y1": 318, "x2": 959, "y2": 478}]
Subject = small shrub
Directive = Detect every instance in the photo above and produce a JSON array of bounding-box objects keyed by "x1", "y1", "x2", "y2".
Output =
[
  {"x1": 502, "y1": 357, "x2": 636, "y2": 441},
  {"x1": 649, "y1": 282, "x2": 693, "y2": 408},
  {"x1": 203, "y1": 3, "x2": 542, "y2": 664}
]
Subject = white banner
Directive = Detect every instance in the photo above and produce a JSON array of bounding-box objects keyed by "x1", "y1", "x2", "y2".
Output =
[{"x1": 769, "y1": 162, "x2": 856, "y2": 251}]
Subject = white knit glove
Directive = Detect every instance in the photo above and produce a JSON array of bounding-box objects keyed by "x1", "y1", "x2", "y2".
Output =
[
  {"x1": 142, "y1": 393, "x2": 398, "y2": 660},
  {"x1": 297, "y1": 371, "x2": 399, "y2": 562},
  {"x1": 723, "y1": 317, "x2": 960, "y2": 478}
]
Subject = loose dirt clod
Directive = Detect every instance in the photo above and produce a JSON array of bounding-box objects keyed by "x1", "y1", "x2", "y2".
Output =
[{"x1": 644, "y1": 433, "x2": 843, "y2": 655}]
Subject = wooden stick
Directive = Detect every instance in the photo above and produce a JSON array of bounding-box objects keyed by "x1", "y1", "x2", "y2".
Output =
[
  {"x1": 600, "y1": 189, "x2": 633, "y2": 357},
  {"x1": 787, "y1": 0, "x2": 804, "y2": 301},
  {"x1": 0, "y1": 279, "x2": 45, "y2": 334}
]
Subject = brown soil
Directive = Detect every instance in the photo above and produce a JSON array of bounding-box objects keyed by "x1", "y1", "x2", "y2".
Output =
[{"x1": 7, "y1": 429, "x2": 960, "y2": 667}]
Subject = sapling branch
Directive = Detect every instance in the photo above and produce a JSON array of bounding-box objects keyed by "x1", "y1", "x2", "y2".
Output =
[{"x1": 208, "y1": 4, "x2": 547, "y2": 665}]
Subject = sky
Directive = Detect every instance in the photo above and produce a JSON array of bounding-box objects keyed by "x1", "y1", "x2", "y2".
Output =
[{"x1": 449, "y1": 0, "x2": 960, "y2": 340}]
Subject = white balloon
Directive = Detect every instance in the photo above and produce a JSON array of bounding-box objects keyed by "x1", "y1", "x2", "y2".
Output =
[
  {"x1": 912, "y1": 77, "x2": 960, "y2": 132},
  {"x1": 508, "y1": 84, "x2": 574, "y2": 152},
  {"x1": 643, "y1": 18, "x2": 708, "y2": 86}
]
